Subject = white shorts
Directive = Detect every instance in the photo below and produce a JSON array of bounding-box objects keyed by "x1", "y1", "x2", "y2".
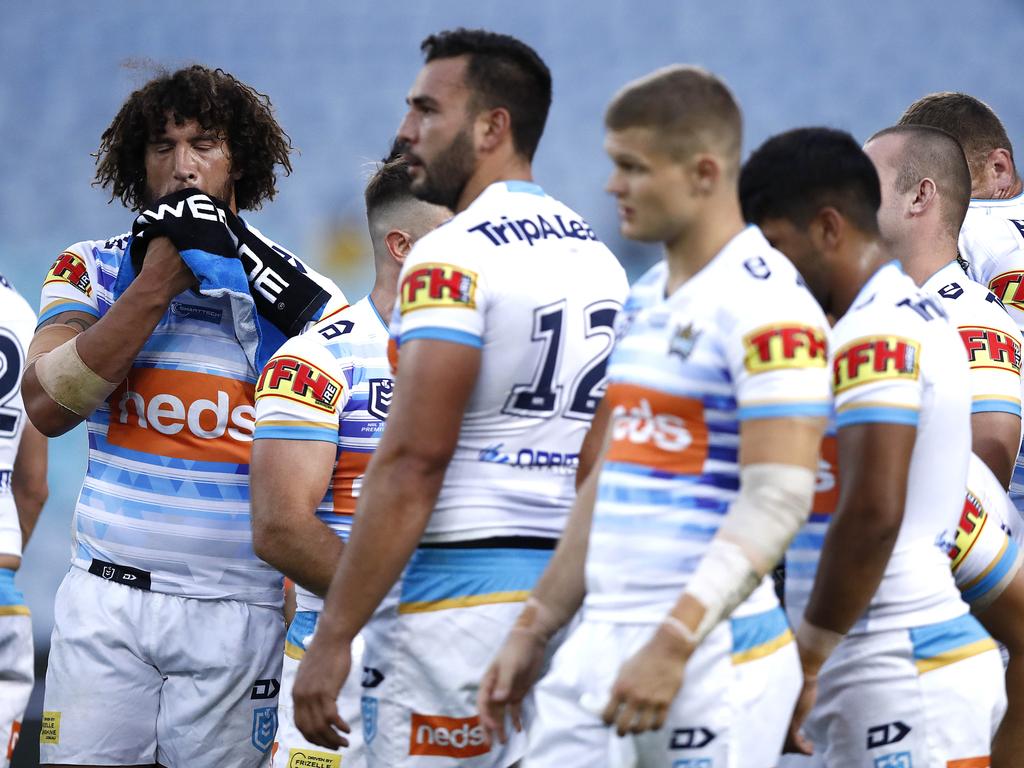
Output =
[
  {"x1": 0, "y1": 569, "x2": 32, "y2": 768},
  {"x1": 41, "y1": 566, "x2": 285, "y2": 768},
  {"x1": 802, "y1": 613, "x2": 1005, "y2": 767},
  {"x1": 274, "y1": 611, "x2": 367, "y2": 768},
  {"x1": 526, "y1": 606, "x2": 800, "y2": 768},
  {"x1": 360, "y1": 545, "x2": 553, "y2": 768}
]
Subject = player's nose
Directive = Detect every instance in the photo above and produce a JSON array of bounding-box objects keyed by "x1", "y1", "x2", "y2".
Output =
[{"x1": 172, "y1": 145, "x2": 198, "y2": 182}]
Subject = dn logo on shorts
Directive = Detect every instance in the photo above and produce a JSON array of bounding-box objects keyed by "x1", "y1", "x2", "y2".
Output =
[{"x1": 251, "y1": 706, "x2": 277, "y2": 753}]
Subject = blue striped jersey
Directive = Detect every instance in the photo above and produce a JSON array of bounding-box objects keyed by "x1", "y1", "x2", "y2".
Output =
[
  {"x1": 583, "y1": 226, "x2": 831, "y2": 623},
  {"x1": 254, "y1": 296, "x2": 392, "y2": 612},
  {"x1": 37, "y1": 227, "x2": 343, "y2": 606}
]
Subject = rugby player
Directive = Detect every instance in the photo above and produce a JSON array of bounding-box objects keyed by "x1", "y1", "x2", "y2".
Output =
[
  {"x1": 741, "y1": 127, "x2": 1004, "y2": 766},
  {"x1": 291, "y1": 28, "x2": 628, "y2": 767},
  {"x1": 0, "y1": 274, "x2": 48, "y2": 767},
  {"x1": 22, "y1": 65, "x2": 342, "y2": 768},
  {"x1": 480, "y1": 65, "x2": 831, "y2": 767},
  {"x1": 250, "y1": 154, "x2": 449, "y2": 767}
]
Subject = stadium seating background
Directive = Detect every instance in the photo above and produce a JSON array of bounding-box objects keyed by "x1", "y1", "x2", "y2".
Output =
[{"x1": 2, "y1": 1, "x2": 1023, "y2": 764}]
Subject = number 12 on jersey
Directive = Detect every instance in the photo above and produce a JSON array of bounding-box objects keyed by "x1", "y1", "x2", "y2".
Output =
[{"x1": 503, "y1": 299, "x2": 620, "y2": 421}]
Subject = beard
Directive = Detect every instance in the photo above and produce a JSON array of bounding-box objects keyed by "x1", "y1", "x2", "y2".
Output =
[{"x1": 408, "y1": 128, "x2": 476, "y2": 210}]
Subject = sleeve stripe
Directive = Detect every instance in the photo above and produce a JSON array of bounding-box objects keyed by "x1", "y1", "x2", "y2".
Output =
[
  {"x1": 737, "y1": 402, "x2": 831, "y2": 420},
  {"x1": 836, "y1": 407, "x2": 919, "y2": 428},
  {"x1": 971, "y1": 399, "x2": 1022, "y2": 417},
  {"x1": 962, "y1": 537, "x2": 1022, "y2": 604},
  {"x1": 38, "y1": 300, "x2": 100, "y2": 324},
  {"x1": 253, "y1": 425, "x2": 339, "y2": 442},
  {"x1": 398, "y1": 327, "x2": 483, "y2": 349}
]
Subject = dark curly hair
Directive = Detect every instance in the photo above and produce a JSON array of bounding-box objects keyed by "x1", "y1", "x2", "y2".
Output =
[{"x1": 94, "y1": 65, "x2": 292, "y2": 211}]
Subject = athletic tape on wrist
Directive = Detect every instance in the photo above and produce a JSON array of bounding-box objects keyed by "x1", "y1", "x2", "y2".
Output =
[
  {"x1": 512, "y1": 597, "x2": 562, "y2": 643},
  {"x1": 795, "y1": 619, "x2": 844, "y2": 671},
  {"x1": 33, "y1": 337, "x2": 119, "y2": 418},
  {"x1": 682, "y1": 463, "x2": 815, "y2": 643}
]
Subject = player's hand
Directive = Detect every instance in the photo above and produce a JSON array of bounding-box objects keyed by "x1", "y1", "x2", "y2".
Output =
[
  {"x1": 477, "y1": 627, "x2": 549, "y2": 745},
  {"x1": 292, "y1": 633, "x2": 353, "y2": 749},
  {"x1": 138, "y1": 236, "x2": 196, "y2": 299},
  {"x1": 601, "y1": 625, "x2": 691, "y2": 736},
  {"x1": 783, "y1": 671, "x2": 817, "y2": 755}
]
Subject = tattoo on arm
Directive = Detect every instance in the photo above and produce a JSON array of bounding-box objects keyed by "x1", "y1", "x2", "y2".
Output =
[{"x1": 37, "y1": 314, "x2": 97, "y2": 333}]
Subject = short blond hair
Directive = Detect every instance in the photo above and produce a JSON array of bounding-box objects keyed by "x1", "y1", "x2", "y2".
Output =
[{"x1": 605, "y1": 65, "x2": 742, "y2": 171}]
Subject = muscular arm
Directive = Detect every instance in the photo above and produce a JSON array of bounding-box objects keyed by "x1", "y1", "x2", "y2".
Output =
[
  {"x1": 250, "y1": 438, "x2": 340, "y2": 596},
  {"x1": 12, "y1": 419, "x2": 47, "y2": 548},
  {"x1": 803, "y1": 422, "x2": 915, "y2": 636},
  {"x1": 23, "y1": 238, "x2": 194, "y2": 436},
  {"x1": 312, "y1": 337, "x2": 480, "y2": 646},
  {"x1": 971, "y1": 411, "x2": 1022, "y2": 489}
]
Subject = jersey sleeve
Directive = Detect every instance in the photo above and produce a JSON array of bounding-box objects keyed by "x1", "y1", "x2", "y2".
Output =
[
  {"x1": 391, "y1": 235, "x2": 487, "y2": 350},
  {"x1": 830, "y1": 317, "x2": 923, "y2": 429},
  {"x1": 254, "y1": 334, "x2": 348, "y2": 443},
  {"x1": 957, "y1": 302, "x2": 1024, "y2": 417},
  {"x1": 962, "y1": 217, "x2": 1024, "y2": 331},
  {"x1": 38, "y1": 243, "x2": 101, "y2": 323},
  {"x1": 726, "y1": 285, "x2": 832, "y2": 421}
]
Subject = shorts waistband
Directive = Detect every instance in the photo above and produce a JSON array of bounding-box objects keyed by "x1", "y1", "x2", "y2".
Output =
[
  {"x1": 910, "y1": 612, "x2": 997, "y2": 674},
  {"x1": 0, "y1": 567, "x2": 28, "y2": 614},
  {"x1": 729, "y1": 606, "x2": 792, "y2": 665},
  {"x1": 285, "y1": 610, "x2": 319, "y2": 659},
  {"x1": 418, "y1": 535, "x2": 557, "y2": 550}
]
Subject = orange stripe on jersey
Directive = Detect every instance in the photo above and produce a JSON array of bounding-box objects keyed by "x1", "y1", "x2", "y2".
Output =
[
  {"x1": 332, "y1": 450, "x2": 373, "y2": 515},
  {"x1": 604, "y1": 383, "x2": 708, "y2": 474},
  {"x1": 946, "y1": 757, "x2": 990, "y2": 767},
  {"x1": 107, "y1": 368, "x2": 254, "y2": 464},
  {"x1": 812, "y1": 435, "x2": 838, "y2": 515}
]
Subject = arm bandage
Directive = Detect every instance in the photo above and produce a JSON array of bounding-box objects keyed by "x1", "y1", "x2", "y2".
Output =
[
  {"x1": 32, "y1": 337, "x2": 119, "y2": 418},
  {"x1": 681, "y1": 463, "x2": 815, "y2": 642}
]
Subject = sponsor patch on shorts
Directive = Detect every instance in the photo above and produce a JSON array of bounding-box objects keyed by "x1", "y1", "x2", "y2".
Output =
[
  {"x1": 873, "y1": 752, "x2": 912, "y2": 768},
  {"x1": 409, "y1": 713, "x2": 489, "y2": 758},
  {"x1": 40, "y1": 711, "x2": 60, "y2": 744},
  {"x1": 287, "y1": 748, "x2": 342, "y2": 767}
]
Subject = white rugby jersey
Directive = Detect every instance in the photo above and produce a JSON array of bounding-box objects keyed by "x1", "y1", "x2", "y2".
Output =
[
  {"x1": 789, "y1": 262, "x2": 970, "y2": 634},
  {"x1": 583, "y1": 226, "x2": 832, "y2": 623},
  {"x1": 958, "y1": 205, "x2": 1024, "y2": 516},
  {"x1": 0, "y1": 276, "x2": 35, "y2": 558},
  {"x1": 253, "y1": 296, "x2": 391, "y2": 613},
  {"x1": 38, "y1": 224, "x2": 343, "y2": 606},
  {"x1": 389, "y1": 181, "x2": 628, "y2": 542}
]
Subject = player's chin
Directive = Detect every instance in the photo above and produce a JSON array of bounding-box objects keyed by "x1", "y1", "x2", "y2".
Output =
[{"x1": 619, "y1": 219, "x2": 657, "y2": 243}]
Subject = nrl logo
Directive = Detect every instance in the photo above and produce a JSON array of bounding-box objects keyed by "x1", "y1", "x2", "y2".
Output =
[
  {"x1": 669, "y1": 322, "x2": 701, "y2": 360},
  {"x1": 368, "y1": 378, "x2": 394, "y2": 420}
]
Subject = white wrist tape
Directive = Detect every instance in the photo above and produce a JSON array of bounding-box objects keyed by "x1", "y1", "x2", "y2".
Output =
[
  {"x1": 33, "y1": 337, "x2": 119, "y2": 418},
  {"x1": 796, "y1": 619, "x2": 844, "y2": 671},
  {"x1": 683, "y1": 463, "x2": 815, "y2": 641}
]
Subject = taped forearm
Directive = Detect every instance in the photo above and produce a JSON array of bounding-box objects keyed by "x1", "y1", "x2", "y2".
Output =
[
  {"x1": 32, "y1": 336, "x2": 119, "y2": 418},
  {"x1": 679, "y1": 463, "x2": 815, "y2": 642}
]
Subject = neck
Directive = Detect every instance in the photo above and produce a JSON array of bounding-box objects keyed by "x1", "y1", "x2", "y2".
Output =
[
  {"x1": 894, "y1": 229, "x2": 957, "y2": 286},
  {"x1": 369, "y1": 273, "x2": 400, "y2": 329},
  {"x1": 663, "y1": 196, "x2": 746, "y2": 295},
  {"x1": 1003, "y1": 176, "x2": 1024, "y2": 199},
  {"x1": 831, "y1": 238, "x2": 890, "y2": 318},
  {"x1": 455, "y1": 153, "x2": 533, "y2": 213}
]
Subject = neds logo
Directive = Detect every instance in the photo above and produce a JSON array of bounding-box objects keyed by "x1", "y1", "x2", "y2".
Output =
[
  {"x1": 107, "y1": 368, "x2": 255, "y2": 464},
  {"x1": 604, "y1": 383, "x2": 708, "y2": 474},
  {"x1": 409, "y1": 714, "x2": 489, "y2": 758}
]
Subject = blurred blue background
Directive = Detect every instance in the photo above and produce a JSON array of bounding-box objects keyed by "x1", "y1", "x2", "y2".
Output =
[{"x1": 3, "y1": 0, "x2": 1024, "y2": 763}]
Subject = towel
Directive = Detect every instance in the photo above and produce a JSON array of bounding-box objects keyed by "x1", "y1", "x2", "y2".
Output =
[{"x1": 113, "y1": 188, "x2": 330, "y2": 372}]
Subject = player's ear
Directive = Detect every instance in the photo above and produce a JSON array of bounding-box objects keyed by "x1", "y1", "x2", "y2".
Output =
[
  {"x1": 909, "y1": 177, "x2": 937, "y2": 215},
  {"x1": 477, "y1": 107, "x2": 511, "y2": 154},
  {"x1": 812, "y1": 207, "x2": 844, "y2": 253},
  {"x1": 690, "y1": 154, "x2": 720, "y2": 195},
  {"x1": 384, "y1": 229, "x2": 413, "y2": 263},
  {"x1": 988, "y1": 148, "x2": 1016, "y2": 193}
]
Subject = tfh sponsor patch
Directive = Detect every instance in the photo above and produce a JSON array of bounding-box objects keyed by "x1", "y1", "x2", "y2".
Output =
[
  {"x1": 400, "y1": 263, "x2": 478, "y2": 313},
  {"x1": 44, "y1": 251, "x2": 92, "y2": 297},
  {"x1": 949, "y1": 492, "x2": 986, "y2": 569},
  {"x1": 256, "y1": 355, "x2": 343, "y2": 414},
  {"x1": 743, "y1": 323, "x2": 827, "y2": 373},
  {"x1": 989, "y1": 270, "x2": 1024, "y2": 312},
  {"x1": 959, "y1": 325, "x2": 1022, "y2": 373},
  {"x1": 832, "y1": 336, "x2": 920, "y2": 394}
]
